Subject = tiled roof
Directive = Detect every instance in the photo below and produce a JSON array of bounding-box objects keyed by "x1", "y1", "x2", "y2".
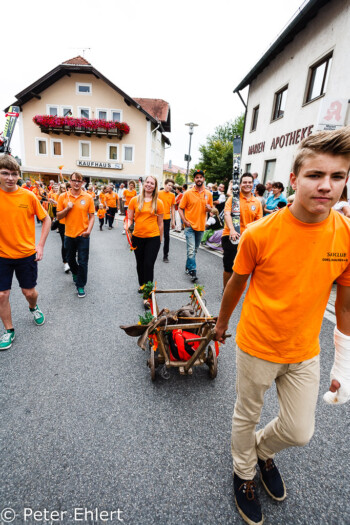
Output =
[
  {"x1": 163, "y1": 163, "x2": 186, "y2": 175},
  {"x1": 62, "y1": 56, "x2": 91, "y2": 66},
  {"x1": 6, "y1": 57, "x2": 171, "y2": 140},
  {"x1": 134, "y1": 98, "x2": 169, "y2": 123}
]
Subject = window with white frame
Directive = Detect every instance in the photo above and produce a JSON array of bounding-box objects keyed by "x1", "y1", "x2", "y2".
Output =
[
  {"x1": 305, "y1": 53, "x2": 332, "y2": 103},
  {"x1": 51, "y1": 139, "x2": 63, "y2": 157},
  {"x1": 36, "y1": 138, "x2": 48, "y2": 156},
  {"x1": 78, "y1": 107, "x2": 90, "y2": 119},
  {"x1": 79, "y1": 141, "x2": 91, "y2": 159},
  {"x1": 107, "y1": 144, "x2": 119, "y2": 161},
  {"x1": 245, "y1": 163, "x2": 252, "y2": 172},
  {"x1": 61, "y1": 106, "x2": 73, "y2": 117},
  {"x1": 263, "y1": 160, "x2": 276, "y2": 184},
  {"x1": 123, "y1": 145, "x2": 134, "y2": 162},
  {"x1": 97, "y1": 109, "x2": 108, "y2": 120},
  {"x1": 272, "y1": 86, "x2": 288, "y2": 121},
  {"x1": 111, "y1": 110, "x2": 122, "y2": 122},
  {"x1": 76, "y1": 82, "x2": 92, "y2": 95},
  {"x1": 47, "y1": 105, "x2": 59, "y2": 116}
]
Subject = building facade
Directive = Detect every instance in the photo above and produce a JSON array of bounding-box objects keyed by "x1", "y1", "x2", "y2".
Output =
[
  {"x1": 5, "y1": 56, "x2": 171, "y2": 185},
  {"x1": 234, "y1": 0, "x2": 350, "y2": 187},
  {"x1": 162, "y1": 161, "x2": 187, "y2": 186}
]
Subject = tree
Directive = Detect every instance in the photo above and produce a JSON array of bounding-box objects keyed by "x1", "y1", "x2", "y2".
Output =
[
  {"x1": 175, "y1": 172, "x2": 185, "y2": 186},
  {"x1": 211, "y1": 114, "x2": 244, "y2": 143},
  {"x1": 195, "y1": 114, "x2": 245, "y2": 186}
]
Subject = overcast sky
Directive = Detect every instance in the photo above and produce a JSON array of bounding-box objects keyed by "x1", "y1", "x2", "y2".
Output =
[{"x1": 1, "y1": 0, "x2": 305, "y2": 170}]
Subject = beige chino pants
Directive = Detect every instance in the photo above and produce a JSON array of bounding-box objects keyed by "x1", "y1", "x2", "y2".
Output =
[{"x1": 232, "y1": 346, "x2": 320, "y2": 480}]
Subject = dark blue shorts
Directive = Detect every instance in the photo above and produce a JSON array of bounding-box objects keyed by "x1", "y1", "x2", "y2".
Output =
[{"x1": 0, "y1": 254, "x2": 38, "y2": 291}]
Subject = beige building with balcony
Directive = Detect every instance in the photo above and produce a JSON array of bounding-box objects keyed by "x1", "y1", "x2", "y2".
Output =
[{"x1": 5, "y1": 56, "x2": 171, "y2": 185}]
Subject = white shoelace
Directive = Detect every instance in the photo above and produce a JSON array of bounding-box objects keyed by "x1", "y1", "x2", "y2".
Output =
[
  {"x1": 33, "y1": 309, "x2": 42, "y2": 319},
  {"x1": 1, "y1": 332, "x2": 12, "y2": 342}
]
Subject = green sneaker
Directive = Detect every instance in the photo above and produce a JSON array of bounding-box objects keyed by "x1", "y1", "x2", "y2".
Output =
[
  {"x1": 30, "y1": 305, "x2": 45, "y2": 326},
  {"x1": 0, "y1": 330, "x2": 15, "y2": 350},
  {"x1": 77, "y1": 287, "x2": 86, "y2": 298},
  {"x1": 72, "y1": 274, "x2": 78, "y2": 283}
]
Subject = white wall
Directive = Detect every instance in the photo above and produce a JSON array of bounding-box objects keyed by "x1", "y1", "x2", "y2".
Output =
[{"x1": 241, "y1": 0, "x2": 350, "y2": 187}]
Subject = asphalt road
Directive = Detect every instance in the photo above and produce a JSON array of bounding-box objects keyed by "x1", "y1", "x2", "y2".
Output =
[{"x1": 1, "y1": 219, "x2": 349, "y2": 525}]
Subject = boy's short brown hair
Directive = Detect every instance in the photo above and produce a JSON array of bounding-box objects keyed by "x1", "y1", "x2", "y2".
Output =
[
  {"x1": 70, "y1": 172, "x2": 83, "y2": 181},
  {"x1": 0, "y1": 155, "x2": 20, "y2": 173},
  {"x1": 293, "y1": 127, "x2": 350, "y2": 176},
  {"x1": 164, "y1": 178, "x2": 175, "y2": 186}
]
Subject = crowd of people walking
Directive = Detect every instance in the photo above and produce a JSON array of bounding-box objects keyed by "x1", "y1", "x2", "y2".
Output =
[{"x1": 1, "y1": 127, "x2": 350, "y2": 525}]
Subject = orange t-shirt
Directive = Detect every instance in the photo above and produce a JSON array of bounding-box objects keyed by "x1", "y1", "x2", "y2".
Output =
[
  {"x1": 128, "y1": 197, "x2": 164, "y2": 238},
  {"x1": 158, "y1": 190, "x2": 175, "y2": 220},
  {"x1": 222, "y1": 193, "x2": 262, "y2": 237},
  {"x1": 32, "y1": 186, "x2": 43, "y2": 201},
  {"x1": 57, "y1": 190, "x2": 95, "y2": 238},
  {"x1": 233, "y1": 206, "x2": 350, "y2": 364},
  {"x1": 57, "y1": 191, "x2": 66, "y2": 224},
  {"x1": 0, "y1": 186, "x2": 47, "y2": 259},
  {"x1": 87, "y1": 191, "x2": 96, "y2": 199},
  {"x1": 105, "y1": 192, "x2": 119, "y2": 208},
  {"x1": 97, "y1": 209, "x2": 106, "y2": 219},
  {"x1": 179, "y1": 187, "x2": 213, "y2": 231},
  {"x1": 123, "y1": 189, "x2": 137, "y2": 207},
  {"x1": 99, "y1": 193, "x2": 107, "y2": 206},
  {"x1": 48, "y1": 191, "x2": 58, "y2": 207}
]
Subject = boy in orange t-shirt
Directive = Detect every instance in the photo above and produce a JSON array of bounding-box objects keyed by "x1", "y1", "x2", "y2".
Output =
[
  {"x1": 122, "y1": 181, "x2": 137, "y2": 234},
  {"x1": 158, "y1": 178, "x2": 175, "y2": 262},
  {"x1": 105, "y1": 185, "x2": 119, "y2": 229},
  {"x1": 215, "y1": 128, "x2": 350, "y2": 525},
  {"x1": 57, "y1": 172, "x2": 95, "y2": 298},
  {"x1": 0, "y1": 156, "x2": 51, "y2": 350},
  {"x1": 97, "y1": 204, "x2": 106, "y2": 231}
]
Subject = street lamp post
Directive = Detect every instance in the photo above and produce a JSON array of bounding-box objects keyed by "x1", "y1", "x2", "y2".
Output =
[{"x1": 185, "y1": 122, "x2": 198, "y2": 184}]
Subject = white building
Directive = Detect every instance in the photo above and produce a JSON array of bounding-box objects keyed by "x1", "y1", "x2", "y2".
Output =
[{"x1": 234, "y1": 0, "x2": 350, "y2": 187}]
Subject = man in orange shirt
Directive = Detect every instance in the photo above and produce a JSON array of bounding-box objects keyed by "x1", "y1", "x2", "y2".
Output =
[
  {"x1": 158, "y1": 178, "x2": 175, "y2": 262},
  {"x1": 179, "y1": 170, "x2": 213, "y2": 282},
  {"x1": 222, "y1": 173, "x2": 262, "y2": 289},
  {"x1": 0, "y1": 155, "x2": 51, "y2": 350},
  {"x1": 215, "y1": 128, "x2": 350, "y2": 525},
  {"x1": 105, "y1": 184, "x2": 119, "y2": 229},
  {"x1": 57, "y1": 172, "x2": 95, "y2": 298}
]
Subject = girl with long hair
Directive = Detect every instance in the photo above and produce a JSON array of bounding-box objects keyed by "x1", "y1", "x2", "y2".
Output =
[{"x1": 125, "y1": 176, "x2": 164, "y2": 308}]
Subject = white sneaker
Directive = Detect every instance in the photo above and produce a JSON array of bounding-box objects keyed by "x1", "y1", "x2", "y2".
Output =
[
  {"x1": 122, "y1": 230, "x2": 126, "y2": 235},
  {"x1": 64, "y1": 262, "x2": 70, "y2": 273}
]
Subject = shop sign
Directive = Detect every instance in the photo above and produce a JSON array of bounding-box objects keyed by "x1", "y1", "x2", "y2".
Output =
[
  {"x1": 270, "y1": 125, "x2": 314, "y2": 150},
  {"x1": 317, "y1": 97, "x2": 347, "y2": 131},
  {"x1": 76, "y1": 160, "x2": 123, "y2": 169},
  {"x1": 247, "y1": 125, "x2": 315, "y2": 155},
  {"x1": 248, "y1": 142, "x2": 265, "y2": 155}
]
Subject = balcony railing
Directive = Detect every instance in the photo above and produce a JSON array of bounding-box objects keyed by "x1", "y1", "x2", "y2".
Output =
[{"x1": 33, "y1": 115, "x2": 130, "y2": 139}]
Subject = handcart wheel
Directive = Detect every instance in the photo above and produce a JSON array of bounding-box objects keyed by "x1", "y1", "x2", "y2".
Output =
[{"x1": 207, "y1": 345, "x2": 217, "y2": 379}]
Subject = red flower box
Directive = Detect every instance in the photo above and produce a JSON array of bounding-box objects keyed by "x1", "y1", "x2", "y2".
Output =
[{"x1": 33, "y1": 115, "x2": 130, "y2": 134}]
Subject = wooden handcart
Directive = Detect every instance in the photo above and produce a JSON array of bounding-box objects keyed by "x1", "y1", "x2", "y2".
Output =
[{"x1": 145, "y1": 287, "x2": 225, "y2": 381}]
